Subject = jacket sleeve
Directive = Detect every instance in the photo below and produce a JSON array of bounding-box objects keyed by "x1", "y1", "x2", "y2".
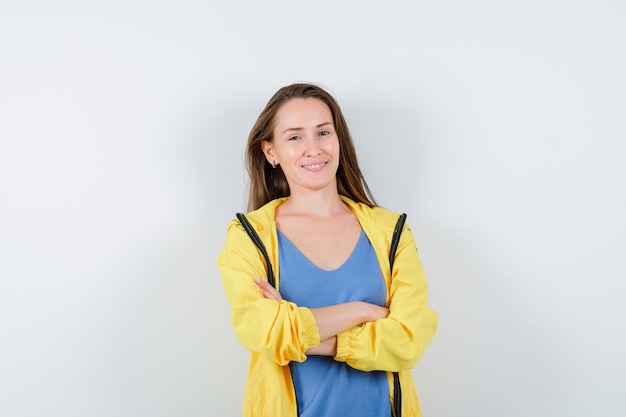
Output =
[
  {"x1": 217, "y1": 220, "x2": 321, "y2": 366},
  {"x1": 333, "y1": 224, "x2": 438, "y2": 372}
]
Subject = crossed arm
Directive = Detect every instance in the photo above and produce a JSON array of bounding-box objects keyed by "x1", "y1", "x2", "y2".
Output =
[{"x1": 254, "y1": 278, "x2": 389, "y2": 356}]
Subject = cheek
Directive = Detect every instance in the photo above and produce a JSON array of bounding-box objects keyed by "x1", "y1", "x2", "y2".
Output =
[
  {"x1": 332, "y1": 143, "x2": 341, "y2": 159},
  {"x1": 324, "y1": 138, "x2": 340, "y2": 154},
  {"x1": 281, "y1": 146, "x2": 300, "y2": 160}
]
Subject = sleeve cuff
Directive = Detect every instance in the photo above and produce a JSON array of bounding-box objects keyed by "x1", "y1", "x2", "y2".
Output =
[
  {"x1": 334, "y1": 329, "x2": 352, "y2": 362},
  {"x1": 298, "y1": 307, "x2": 321, "y2": 350}
]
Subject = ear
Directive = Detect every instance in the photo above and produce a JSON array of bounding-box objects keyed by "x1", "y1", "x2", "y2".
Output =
[{"x1": 261, "y1": 140, "x2": 275, "y2": 165}]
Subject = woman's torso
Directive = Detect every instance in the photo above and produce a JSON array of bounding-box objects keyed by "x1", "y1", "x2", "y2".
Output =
[{"x1": 278, "y1": 227, "x2": 392, "y2": 417}]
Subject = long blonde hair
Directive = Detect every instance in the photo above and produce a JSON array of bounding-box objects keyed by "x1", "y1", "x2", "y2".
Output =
[{"x1": 246, "y1": 83, "x2": 376, "y2": 211}]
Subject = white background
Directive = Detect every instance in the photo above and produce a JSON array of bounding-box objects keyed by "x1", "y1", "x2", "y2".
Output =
[{"x1": 1, "y1": 1, "x2": 625, "y2": 416}]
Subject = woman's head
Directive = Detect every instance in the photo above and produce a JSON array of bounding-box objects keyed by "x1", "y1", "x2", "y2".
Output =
[{"x1": 246, "y1": 83, "x2": 376, "y2": 211}]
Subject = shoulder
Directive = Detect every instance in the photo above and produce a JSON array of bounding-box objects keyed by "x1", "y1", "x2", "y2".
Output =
[
  {"x1": 226, "y1": 198, "x2": 286, "y2": 235},
  {"x1": 340, "y1": 196, "x2": 403, "y2": 231}
]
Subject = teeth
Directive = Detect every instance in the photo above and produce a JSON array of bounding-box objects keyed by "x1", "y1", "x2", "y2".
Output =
[{"x1": 302, "y1": 162, "x2": 326, "y2": 169}]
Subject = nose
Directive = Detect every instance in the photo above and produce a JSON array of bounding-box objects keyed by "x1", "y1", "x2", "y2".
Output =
[{"x1": 304, "y1": 136, "x2": 321, "y2": 156}]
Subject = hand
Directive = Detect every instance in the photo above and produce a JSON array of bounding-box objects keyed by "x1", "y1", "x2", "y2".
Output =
[
  {"x1": 254, "y1": 278, "x2": 283, "y2": 302},
  {"x1": 309, "y1": 302, "x2": 390, "y2": 342},
  {"x1": 362, "y1": 302, "x2": 389, "y2": 322}
]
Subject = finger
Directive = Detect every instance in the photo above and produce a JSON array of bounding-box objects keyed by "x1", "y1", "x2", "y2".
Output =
[
  {"x1": 253, "y1": 278, "x2": 283, "y2": 301},
  {"x1": 254, "y1": 278, "x2": 272, "y2": 292},
  {"x1": 260, "y1": 289, "x2": 277, "y2": 301},
  {"x1": 261, "y1": 286, "x2": 283, "y2": 302},
  {"x1": 262, "y1": 287, "x2": 282, "y2": 301},
  {"x1": 254, "y1": 278, "x2": 273, "y2": 289},
  {"x1": 255, "y1": 278, "x2": 277, "y2": 293},
  {"x1": 261, "y1": 291, "x2": 280, "y2": 301}
]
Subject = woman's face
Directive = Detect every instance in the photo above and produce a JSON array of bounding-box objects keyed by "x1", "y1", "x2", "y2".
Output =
[{"x1": 263, "y1": 98, "x2": 340, "y2": 195}]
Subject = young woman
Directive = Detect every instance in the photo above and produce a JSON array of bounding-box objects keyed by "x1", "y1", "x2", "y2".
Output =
[{"x1": 217, "y1": 83, "x2": 438, "y2": 417}]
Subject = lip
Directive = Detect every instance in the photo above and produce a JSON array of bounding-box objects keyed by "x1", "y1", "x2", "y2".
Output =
[{"x1": 301, "y1": 161, "x2": 328, "y2": 171}]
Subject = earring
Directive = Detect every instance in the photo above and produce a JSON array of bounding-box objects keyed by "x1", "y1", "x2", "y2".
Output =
[{"x1": 272, "y1": 160, "x2": 276, "y2": 168}]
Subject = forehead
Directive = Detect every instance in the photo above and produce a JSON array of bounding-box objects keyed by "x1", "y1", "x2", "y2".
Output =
[{"x1": 274, "y1": 98, "x2": 333, "y2": 129}]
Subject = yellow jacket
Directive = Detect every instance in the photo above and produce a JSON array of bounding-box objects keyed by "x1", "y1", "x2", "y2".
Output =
[{"x1": 217, "y1": 196, "x2": 438, "y2": 417}]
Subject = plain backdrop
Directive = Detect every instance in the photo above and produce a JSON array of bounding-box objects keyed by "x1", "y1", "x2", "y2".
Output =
[{"x1": 1, "y1": 1, "x2": 625, "y2": 416}]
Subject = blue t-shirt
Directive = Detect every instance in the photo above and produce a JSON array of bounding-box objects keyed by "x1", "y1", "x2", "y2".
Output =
[{"x1": 278, "y1": 229, "x2": 391, "y2": 417}]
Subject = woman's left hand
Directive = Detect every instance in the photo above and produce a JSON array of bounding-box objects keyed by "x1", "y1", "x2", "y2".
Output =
[{"x1": 254, "y1": 278, "x2": 283, "y2": 302}]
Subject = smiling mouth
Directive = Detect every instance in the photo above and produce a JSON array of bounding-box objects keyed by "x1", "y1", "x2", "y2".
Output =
[{"x1": 301, "y1": 162, "x2": 328, "y2": 169}]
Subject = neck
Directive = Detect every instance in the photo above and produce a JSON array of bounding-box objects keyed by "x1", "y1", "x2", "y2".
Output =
[{"x1": 281, "y1": 187, "x2": 347, "y2": 218}]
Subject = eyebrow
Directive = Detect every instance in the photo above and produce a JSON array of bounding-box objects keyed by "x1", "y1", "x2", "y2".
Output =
[{"x1": 281, "y1": 122, "x2": 333, "y2": 135}]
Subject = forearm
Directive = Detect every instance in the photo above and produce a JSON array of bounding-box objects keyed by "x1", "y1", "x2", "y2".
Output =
[
  {"x1": 253, "y1": 277, "x2": 389, "y2": 359},
  {"x1": 310, "y1": 301, "x2": 387, "y2": 341},
  {"x1": 305, "y1": 337, "x2": 336, "y2": 356},
  {"x1": 334, "y1": 306, "x2": 438, "y2": 371}
]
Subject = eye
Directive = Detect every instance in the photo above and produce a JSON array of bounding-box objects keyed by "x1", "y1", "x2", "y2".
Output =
[
  {"x1": 319, "y1": 130, "x2": 330, "y2": 136},
  {"x1": 288, "y1": 135, "x2": 301, "y2": 141}
]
